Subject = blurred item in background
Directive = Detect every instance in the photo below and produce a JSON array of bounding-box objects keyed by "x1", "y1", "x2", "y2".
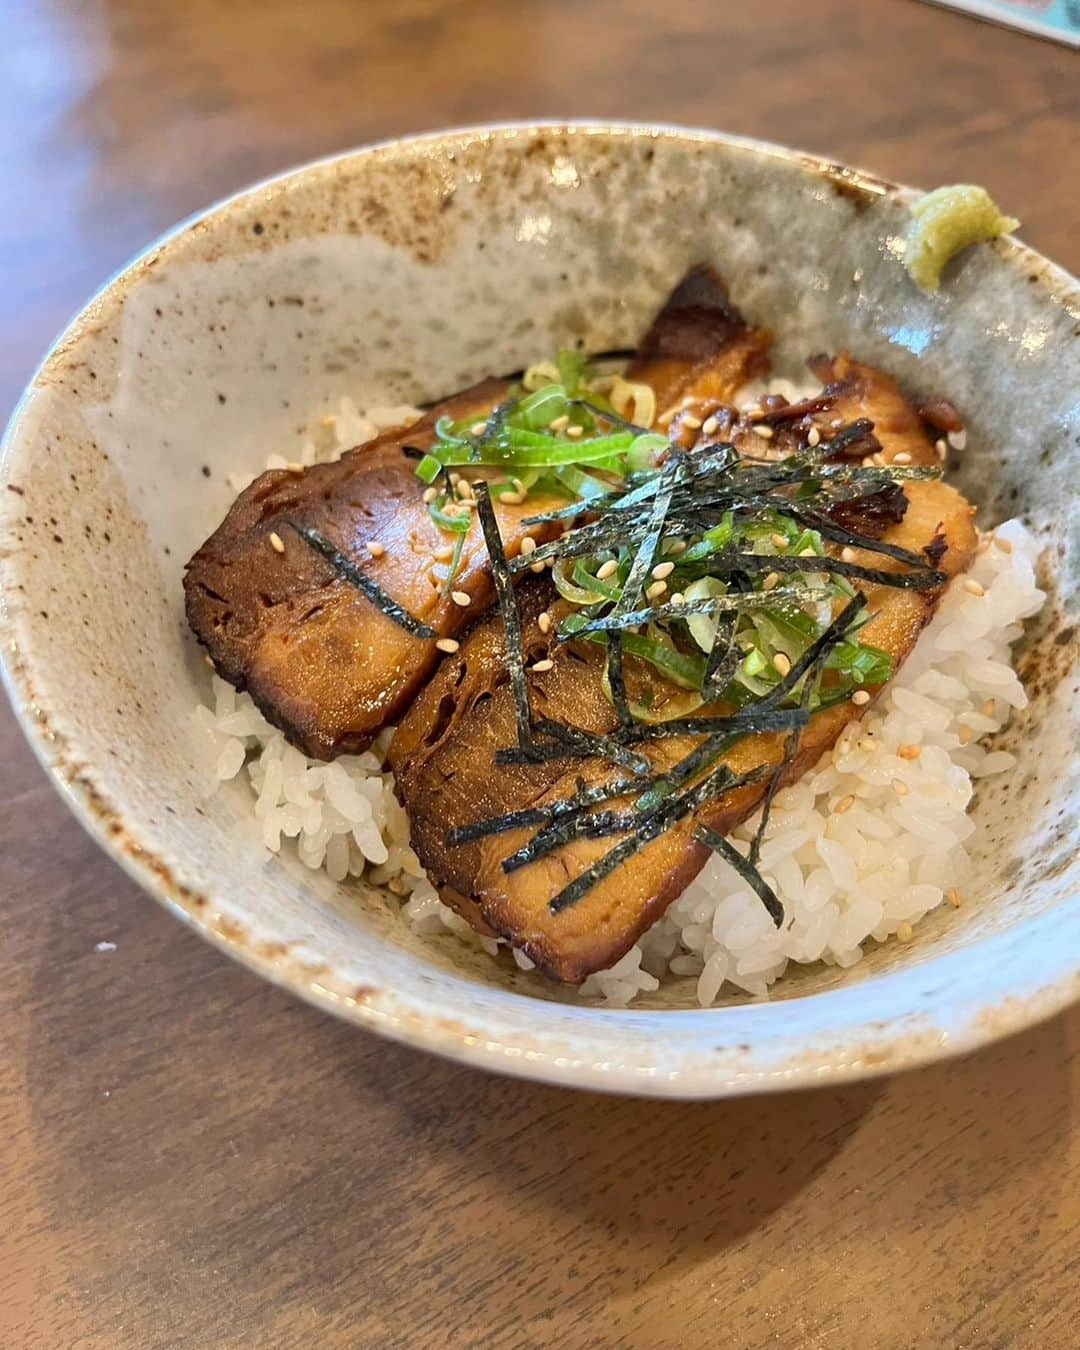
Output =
[{"x1": 919, "y1": 0, "x2": 1080, "y2": 45}]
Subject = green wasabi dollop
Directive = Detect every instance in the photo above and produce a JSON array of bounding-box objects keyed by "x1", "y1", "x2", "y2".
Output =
[{"x1": 906, "y1": 185, "x2": 1019, "y2": 293}]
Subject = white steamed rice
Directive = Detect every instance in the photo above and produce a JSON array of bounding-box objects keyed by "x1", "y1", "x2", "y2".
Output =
[{"x1": 192, "y1": 395, "x2": 1046, "y2": 1006}]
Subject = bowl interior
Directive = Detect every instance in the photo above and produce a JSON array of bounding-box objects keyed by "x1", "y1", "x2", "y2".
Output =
[{"x1": 2, "y1": 125, "x2": 1077, "y2": 1094}]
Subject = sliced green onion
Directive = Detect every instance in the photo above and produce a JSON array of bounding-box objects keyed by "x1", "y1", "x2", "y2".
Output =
[
  {"x1": 553, "y1": 560, "x2": 606, "y2": 606},
  {"x1": 572, "y1": 560, "x2": 623, "y2": 602},
  {"x1": 427, "y1": 493, "x2": 471, "y2": 534},
  {"x1": 415, "y1": 454, "x2": 444, "y2": 484}
]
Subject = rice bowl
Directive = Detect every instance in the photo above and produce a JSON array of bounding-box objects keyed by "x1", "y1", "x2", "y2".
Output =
[{"x1": 1, "y1": 124, "x2": 1076, "y2": 1095}]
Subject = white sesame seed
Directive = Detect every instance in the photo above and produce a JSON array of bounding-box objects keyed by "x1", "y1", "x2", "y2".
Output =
[
  {"x1": 670, "y1": 592, "x2": 686, "y2": 605},
  {"x1": 646, "y1": 580, "x2": 668, "y2": 600},
  {"x1": 549, "y1": 414, "x2": 570, "y2": 433},
  {"x1": 500, "y1": 491, "x2": 524, "y2": 505},
  {"x1": 451, "y1": 590, "x2": 471, "y2": 607},
  {"x1": 596, "y1": 559, "x2": 619, "y2": 580},
  {"x1": 520, "y1": 535, "x2": 537, "y2": 555},
  {"x1": 470, "y1": 421, "x2": 488, "y2": 436},
  {"x1": 664, "y1": 538, "x2": 688, "y2": 555},
  {"x1": 831, "y1": 418, "x2": 843, "y2": 428},
  {"x1": 948, "y1": 428, "x2": 967, "y2": 451},
  {"x1": 754, "y1": 424, "x2": 774, "y2": 440},
  {"x1": 963, "y1": 578, "x2": 985, "y2": 596},
  {"x1": 841, "y1": 546, "x2": 857, "y2": 563},
  {"x1": 896, "y1": 921, "x2": 913, "y2": 943},
  {"x1": 852, "y1": 689, "x2": 871, "y2": 706},
  {"x1": 435, "y1": 638, "x2": 460, "y2": 654},
  {"x1": 651, "y1": 561, "x2": 675, "y2": 580},
  {"x1": 680, "y1": 396, "x2": 697, "y2": 409},
  {"x1": 807, "y1": 426, "x2": 821, "y2": 447},
  {"x1": 366, "y1": 541, "x2": 385, "y2": 559},
  {"x1": 994, "y1": 535, "x2": 1013, "y2": 554},
  {"x1": 538, "y1": 612, "x2": 552, "y2": 634},
  {"x1": 857, "y1": 736, "x2": 876, "y2": 753},
  {"x1": 529, "y1": 559, "x2": 547, "y2": 573},
  {"x1": 657, "y1": 409, "x2": 676, "y2": 427},
  {"x1": 835, "y1": 794, "x2": 855, "y2": 815},
  {"x1": 530, "y1": 658, "x2": 554, "y2": 673},
  {"x1": 861, "y1": 456, "x2": 876, "y2": 468},
  {"x1": 433, "y1": 545, "x2": 454, "y2": 562},
  {"x1": 935, "y1": 438, "x2": 948, "y2": 459},
  {"x1": 799, "y1": 546, "x2": 818, "y2": 558},
  {"x1": 682, "y1": 413, "x2": 703, "y2": 430},
  {"x1": 742, "y1": 403, "x2": 763, "y2": 419},
  {"x1": 702, "y1": 415, "x2": 719, "y2": 436},
  {"x1": 422, "y1": 486, "x2": 438, "y2": 503},
  {"x1": 762, "y1": 571, "x2": 780, "y2": 591},
  {"x1": 286, "y1": 461, "x2": 304, "y2": 474},
  {"x1": 456, "y1": 479, "x2": 475, "y2": 501},
  {"x1": 449, "y1": 472, "x2": 461, "y2": 486},
  {"x1": 772, "y1": 652, "x2": 792, "y2": 677},
  {"x1": 770, "y1": 532, "x2": 788, "y2": 549},
  {"x1": 871, "y1": 453, "x2": 886, "y2": 467},
  {"x1": 566, "y1": 424, "x2": 584, "y2": 439},
  {"x1": 892, "y1": 451, "x2": 912, "y2": 464},
  {"x1": 269, "y1": 531, "x2": 285, "y2": 553}
]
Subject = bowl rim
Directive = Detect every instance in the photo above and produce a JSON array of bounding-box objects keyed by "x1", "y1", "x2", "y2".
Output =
[{"x1": 2, "y1": 119, "x2": 1077, "y2": 1099}]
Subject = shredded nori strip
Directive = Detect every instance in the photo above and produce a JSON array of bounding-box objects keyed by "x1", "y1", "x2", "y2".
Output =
[
  {"x1": 633, "y1": 734, "x2": 737, "y2": 814},
  {"x1": 694, "y1": 826, "x2": 785, "y2": 927},
  {"x1": 705, "y1": 550, "x2": 945, "y2": 590},
  {"x1": 607, "y1": 451, "x2": 683, "y2": 723},
  {"x1": 757, "y1": 594, "x2": 869, "y2": 710},
  {"x1": 473, "y1": 481, "x2": 535, "y2": 755},
  {"x1": 567, "y1": 398, "x2": 653, "y2": 437},
  {"x1": 547, "y1": 760, "x2": 773, "y2": 914},
  {"x1": 447, "y1": 774, "x2": 654, "y2": 846},
  {"x1": 291, "y1": 525, "x2": 437, "y2": 640},
  {"x1": 532, "y1": 717, "x2": 651, "y2": 776},
  {"x1": 561, "y1": 586, "x2": 825, "y2": 637},
  {"x1": 787, "y1": 505, "x2": 928, "y2": 567},
  {"x1": 617, "y1": 707, "x2": 814, "y2": 742},
  {"x1": 501, "y1": 808, "x2": 639, "y2": 874}
]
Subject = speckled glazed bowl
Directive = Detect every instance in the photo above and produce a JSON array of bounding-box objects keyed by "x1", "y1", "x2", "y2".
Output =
[{"x1": 2, "y1": 124, "x2": 1077, "y2": 1097}]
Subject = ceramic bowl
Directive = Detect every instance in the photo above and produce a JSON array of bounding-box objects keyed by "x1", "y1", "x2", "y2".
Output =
[{"x1": 2, "y1": 124, "x2": 1077, "y2": 1098}]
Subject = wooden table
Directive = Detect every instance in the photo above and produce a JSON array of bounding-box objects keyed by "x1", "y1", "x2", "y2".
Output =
[{"x1": 1, "y1": 2, "x2": 1077, "y2": 1345}]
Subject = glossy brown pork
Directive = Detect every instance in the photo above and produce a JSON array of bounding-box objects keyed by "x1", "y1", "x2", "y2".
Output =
[
  {"x1": 624, "y1": 262, "x2": 771, "y2": 412},
  {"x1": 389, "y1": 368, "x2": 978, "y2": 983},
  {"x1": 185, "y1": 380, "x2": 569, "y2": 759},
  {"x1": 184, "y1": 264, "x2": 768, "y2": 761}
]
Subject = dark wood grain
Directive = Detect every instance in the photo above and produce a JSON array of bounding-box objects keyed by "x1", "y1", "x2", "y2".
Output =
[{"x1": 1, "y1": 1, "x2": 1077, "y2": 1346}]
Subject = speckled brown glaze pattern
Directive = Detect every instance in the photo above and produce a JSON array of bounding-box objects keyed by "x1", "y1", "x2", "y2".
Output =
[{"x1": 0, "y1": 124, "x2": 1076, "y2": 1097}]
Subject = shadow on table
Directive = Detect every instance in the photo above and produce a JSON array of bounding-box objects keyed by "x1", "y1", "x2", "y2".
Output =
[{"x1": 350, "y1": 1042, "x2": 883, "y2": 1258}]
